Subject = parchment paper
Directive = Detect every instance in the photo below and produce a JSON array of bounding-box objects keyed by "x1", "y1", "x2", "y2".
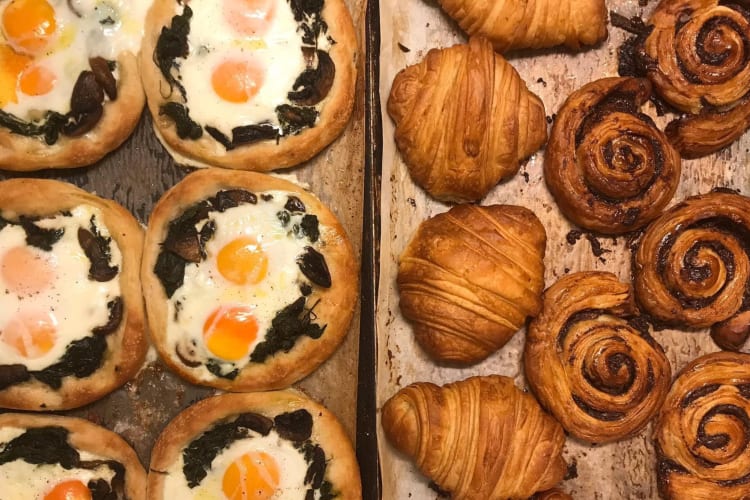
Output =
[{"x1": 375, "y1": 0, "x2": 750, "y2": 498}]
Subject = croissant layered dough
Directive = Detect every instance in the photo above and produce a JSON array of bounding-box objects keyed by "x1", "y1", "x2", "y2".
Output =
[
  {"x1": 388, "y1": 37, "x2": 547, "y2": 202},
  {"x1": 633, "y1": 192, "x2": 750, "y2": 351},
  {"x1": 640, "y1": 0, "x2": 750, "y2": 157},
  {"x1": 545, "y1": 78, "x2": 681, "y2": 234},
  {"x1": 381, "y1": 376, "x2": 567, "y2": 499},
  {"x1": 655, "y1": 352, "x2": 750, "y2": 499},
  {"x1": 435, "y1": 0, "x2": 607, "y2": 52},
  {"x1": 398, "y1": 204, "x2": 546, "y2": 365},
  {"x1": 525, "y1": 272, "x2": 672, "y2": 443}
]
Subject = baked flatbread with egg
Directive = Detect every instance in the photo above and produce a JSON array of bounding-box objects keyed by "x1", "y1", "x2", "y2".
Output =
[
  {"x1": 0, "y1": 0, "x2": 149, "y2": 171},
  {"x1": 0, "y1": 413, "x2": 146, "y2": 500},
  {"x1": 141, "y1": 169, "x2": 358, "y2": 391},
  {"x1": 0, "y1": 179, "x2": 147, "y2": 410},
  {"x1": 141, "y1": 0, "x2": 358, "y2": 170},
  {"x1": 147, "y1": 391, "x2": 361, "y2": 500}
]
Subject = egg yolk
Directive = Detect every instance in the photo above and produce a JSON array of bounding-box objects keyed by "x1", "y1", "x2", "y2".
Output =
[
  {"x1": 222, "y1": 451, "x2": 280, "y2": 500},
  {"x1": 217, "y1": 236, "x2": 269, "y2": 285},
  {"x1": 203, "y1": 305, "x2": 259, "y2": 361},
  {"x1": 0, "y1": 44, "x2": 31, "y2": 105},
  {"x1": 1, "y1": 245, "x2": 55, "y2": 295},
  {"x1": 2, "y1": 0, "x2": 57, "y2": 55},
  {"x1": 211, "y1": 59, "x2": 265, "y2": 103},
  {"x1": 1, "y1": 309, "x2": 57, "y2": 359},
  {"x1": 19, "y1": 63, "x2": 55, "y2": 95},
  {"x1": 44, "y1": 480, "x2": 92, "y2": 500},
  {"x1": 223, "y1": 0, "x2": 276, "y2": 37}
]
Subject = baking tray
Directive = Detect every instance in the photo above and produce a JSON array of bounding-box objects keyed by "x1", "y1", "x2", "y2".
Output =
[
  {"x1": 0, "y1": 0, "x2": 371, "y2": 489},
  {"x1": 374, "y1": 0, "x2": 750, "y2": 498}
]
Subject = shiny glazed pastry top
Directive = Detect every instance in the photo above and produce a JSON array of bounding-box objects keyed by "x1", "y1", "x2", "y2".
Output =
[
  {"x1": 398, "y1": 204, "x2": 546, "y2": 365},
  {"x1": 525, "y1": 271, "x2": 671, "y2": 443},
  {"x1": 388, "y1": 36, "x2": 547, "y2": 202},
  {"x1": 381, "y1": 375, "x2": 567, "y2": 500},
  {"x1": 435, "y1": 0, "x2": 607, "y2": 53}
]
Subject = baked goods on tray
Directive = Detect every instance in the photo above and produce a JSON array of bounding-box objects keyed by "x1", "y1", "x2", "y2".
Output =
[
  {"x1": 0, "y1": 0, "x2": 148, "y2": 171},
  {"x1": 655, "y1": 352, "x2": 750, "y2": 499},
  {"x1": 633, "y1": 191, "x2": 750, "y2": 352},
  {"x1": 525, "y1": 271, "x2": 671, "y2": 443},
  {"x1": 545, "y1": 77, "x2": 681, "y2": 234},
  {"x1": 435, "y1": 0, "x2": 607, "y2": 53},
  {"x1": 381, "y1": 375, "x2": 567, "y2": 500},
  {"x1": 629, "y1": 0, "x2": 750, "y2": 158},
  {"x1": 148, "y1": 390, "x2": 361, "y2": 499},
  {"x1": 141, "y1": 169, "x2": 358, "y2": 391},
  {"x1": 387, "y1": 36, "x2": 547, "y2": 202},
  {"x1": 398, "y1": 204, "x2": 546, "y2": 365},
  {"x1": 0, "y1": 412, "x2": 146, "y2": 499},
  {"x1": 141, "y1": 0, "x2": 357, "y2": 170},
  {"x1": 0, "y1": 179, "x2": 147, "y2": 411}
]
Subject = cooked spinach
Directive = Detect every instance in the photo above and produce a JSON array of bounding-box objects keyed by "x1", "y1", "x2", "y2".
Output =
[
  {"x1": 250, "y1": 297, "x2": 326, "y2": 363},
  {"x1": 213, "y1": 190, "x2": 258, "y2": 211},
  {"x1": 154, "y1": 250, "x2": 187, "y2": 298},
  {"x1": 159, "y1": 102, "x2": 202, "y2": 140},
  {"x1": 154, "y1": 5, "x2": 192, "y2": 99},
  {"x1": 0, "y1": 427, "x2": 79, "y2": 467},
  {"x1": 232, "y1": 123, "x2": 278, "y2": 146},
  {"x1": 0, "y1": 364, "x2": 30, "y2": 390},
  {"x1": 92, "y1": 298, "x2": 124, "y2": 336},
  {"x1": 78, "y1": 227, "x2": 118, "y2": 282},
  {"x1": 285, "y1": 196, "x2": 306, "y2": 213},
  {"x1": 298, "y1": 214, "x2": 320, "y2": 242},
  {"x1": 276, "y1": 104, "x2": 319, "y2": 136},
  {"x1": 31, "y1": 334, "x2": 108, "y2": 389},
  {"x1": 20, "y1": 217, "x2": 64, "y2": 251},
  {"x1": 0, "y1": 109, "x2": 69, "y2": 145},
  {"x1": 183, "y1": 422, "x2": 249, "y2": 487},
  {"x1": 205, "y1": 359, "x2": 239, "y2": 380}
]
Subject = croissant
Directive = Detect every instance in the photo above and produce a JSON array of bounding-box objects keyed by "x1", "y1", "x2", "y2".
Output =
[
  {"x1": 633, "y1": 191, "x2": 750, "y2": 352},
  {"x1": 435, "y1": 0, "x2": 607, "y2": 53},
  {"x1": 545, "y1": 77, "x2": 681, "y2": 234},
  {"x1": 388, "y1": 36, "x2": 547, "y2": 202},
  {"x1": 525, "y1": 272, "x2": 672, "y2": 443},
  {"x1": 381, "y1": 375, "x2": 567, "y2": 500},
  {"x1": 398, "y1": 204, "x2": 546, "y2": 365},
  {"x1": 533, "y1": 489, "x2": 574, "y2": 500},
  {"x1": 635, "y1": 0, "x2": 750, "y2": 157},
  {"x1": 655, "y1": 352, "x2": 750, "y2": 499}
]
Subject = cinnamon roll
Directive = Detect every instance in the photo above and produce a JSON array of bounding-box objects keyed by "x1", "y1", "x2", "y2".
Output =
[
  {"x1": 655, "y1": 351, "x2": 750, "y2": 499},
  {"x1": 545, "y1": 78, "x2": 681, "y2": 234},
  {"x1": 381, "y1": 375, "x2": 567, "y2": 500},
  {"x1": 398, "y1": 204, "x2": 546, "y2": 365},
  {"x1": 525, "y1": 272, "x2": 671, "y2": 443},
  {"x1": 388, "y1": 37, "x2": 547, "y2": 202},
  {"x1": 633, "y1": 191, "x2": 750, "y2": 352},
  {"x1": 638, "y1": 0, "x2": 750, "y2": 158}
]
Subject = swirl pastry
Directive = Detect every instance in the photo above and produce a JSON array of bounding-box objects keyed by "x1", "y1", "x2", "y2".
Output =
[
  {"x1": 398, "y1": 204, "x2": 546, "y2": 365},
  {"x1": 381, "y1": 375, "x2": 567, "y2": 500},
  {"x1": 525, "y1": 272, "x2": 671, "y2": 443},
  {"x1": 633, "y1": 191, "x2": 750, "y2": 352},
  {"x1": 638, "y1": 0, "x2": 750, "y2": 157},
  {"x1": 655, "y1": 352, "x2": 750, "y2": 499},
  {"x1": 388, "y1": 36, "x2": 547, "y2": 202},
  {"x1": 545, "y1": 77, "x2": 681, "y2": 234},
  {"x1": 435, "y1": 0, "x2": 607, "y2": 53}
]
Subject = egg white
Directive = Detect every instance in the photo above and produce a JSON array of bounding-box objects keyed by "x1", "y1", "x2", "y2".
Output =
[
  {"x1": 0, "y1": 205, "x2": 122, "y2": 372},
  {"x1": 163, "y1": 429, "x2": 311, "y2": 499},
  {"x1": 165, "y1": 191, "x2": 323, "y2": 380},
  {"x1": 0, "y1": 426, "x2": 116, "y2": 500},
  {"x1": 0, "y1": 0, "x2": 150, "y2": 119},
  {"x1": 177, "y1": 0, "x2": 309, "y2": 134}
]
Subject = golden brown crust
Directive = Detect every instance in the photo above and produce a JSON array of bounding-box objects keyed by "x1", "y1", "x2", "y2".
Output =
[
  {"x1": 387, "y1": 36, "x2": 547, "y2": 202},
  {"x1": 655, "y1": 352, "x2": 750, "y2": 500},
  {"x1": 397, "y1": 204, "x2": 546, "y2": 365},
  {"x1": 641, "y1": 0, "x2": 750, "y2": 158},
  {"x1": 381, "y1": 375, "x2": 567, "y2": 500},
  {"x1": 147, "y1": 391, "x2": 361, "y2": 499},
  {"x1": 0, "y1": 413, "x2": 146, "y2": 499},
  {"x1": 533, "y1": 489, "x2": 574, "y2": 500},
  {"x1": 545, "y1": 77, "x2": 681, "y2": 234},
  {"x1": 141, "y1": 168, "x2": 358, "y2": 391},
  {"x1": 633, "y1": 192, "x2": 750, "y2": 352},
  {"x1": 0, "y1": 52, "x2": 145, "y2": 171},
  {"x1": 435, "y1": 0, "x2": 607, "y2": 52},
  {"x1": 0, "y1": 179, "x2": 147, "y2": 410},
  {"x1": 525, "y1": 271, "x2": 671, "y2": 443},
  {"x1": 141, "y1": 0, "x2": 358, "y2": 171}
]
